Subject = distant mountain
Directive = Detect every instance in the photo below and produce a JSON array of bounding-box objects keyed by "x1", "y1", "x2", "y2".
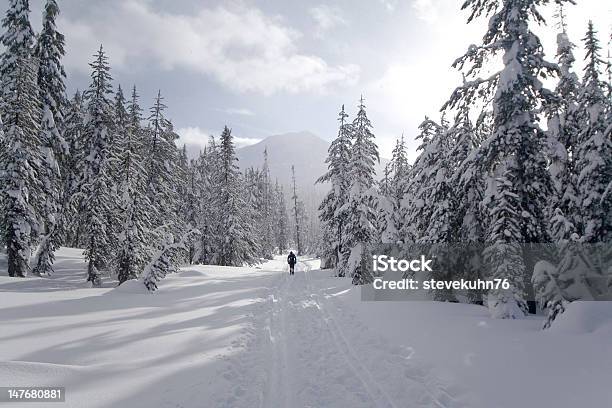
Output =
[
  {"x1": 236, "y1": 131, "x2": 389, "y2": 193},
  {"x1": 236, "y1": 131, "x2": 328, "y2": 190}
]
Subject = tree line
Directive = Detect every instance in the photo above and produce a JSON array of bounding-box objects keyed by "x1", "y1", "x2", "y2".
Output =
[
  {"x1": 318, "y1": 0, "x2": 611, "y2": 327},
  {"x1": 0, "y1": 0, "x2": 298, "y2": 290}
]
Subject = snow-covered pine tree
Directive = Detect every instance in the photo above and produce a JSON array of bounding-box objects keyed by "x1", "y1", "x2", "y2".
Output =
[
  {"x1": 61, "y1": 91, "x2": 85, "y2": 247},
  {"x1": 0, "y1": 0, "x2": 35, "y2": 115},
  {"x1": 402, "y1": 117, "x2": 460, "y2": 301},
  {"x1": 116, "y1": 85, "x2": 152, "y2": 284},
  {"x1": 144, "y1": 91, "x2": 181, "y2": 233},
  {"x1": 260, "y1": 149, "x2": 275, "y2": 259},
  {"x1": 446, "y1": 0, "x2": 566, "y2": 317},
  {"x1": 401, "y1": 117, "x2": 449, "y2": 242},
  {"x1": 216, "y1": 126, "x2": 259, "y2": 266},
  {"x1": 80, "y1": 45, "x2": 116, "y2": 287},
  {"x1": 445, "y1": 100, "x2": 487, "y2": 304},
  {"x1": 575, "y1": 21, "x2": 612, "y2": 243},
  {"x1": 532, "y1": 257, "x2": 566, "y2": 330},
  {"x1": 388, "y1": 134, "x2": 409, "y2": 242},
  {"x1": 190, "y1": 149, "x2": 209, "y2": 263},
  {"x1": 193, "y1": 136, "x2": 222, "y2": 264},
  {"x1": 344, "y1": 96, "x2": 379, "y2": 285},
  {"x1": 244, "y1": 166, "x2": 267, "y2": 257},
  {"x1": 444, "y1": 100, "x2": 485, "y2": 244},
  {"x1": 391, "y1": 135, "x2": 409, "y2": 198},
  {"x1": 296, "y1": 199, "x2": 315, "y2": 254},
  {"x1": 0, "y1": 112, "x2": 4, "y2": 250},
  {"x1": 482, "y1": 163, "x2": 529, "y2": 318},
  {"x1": 143, "y1": 229, "x2": 200, "y2": 292},
  {"x1": 545, "y1": 7, "x2": 581, "y2": 239},
  {"x1": 274, "y1": 181, "x2": 289, "y2": 255},
  {"x1": 421, "y1": 120, "x2": 457, "y2": 244},
  {"x1": 32, "y1": 0, "x2": 68, "y2": 275},
  {"x1": 375, "y1": 162, "x2": 396, "y2": 245},
  {"x1": 183, "y1": 153, "x2": 202, "y2": 264},
  {"x1": 317, "y1": 105, "x2": 352, "y2": 274},
  {"x1": 0, "y1": 0, "x2": 43, "y2": 277},
  {"x1": 291, "y1": 165, "x2": 303, "y2": 255},
  {"x1": 174, "y1": 144, "x2": 191, "y2": 258},
  {"x1": 533, "y1": 207, "x2": 599, "y2": 329}
]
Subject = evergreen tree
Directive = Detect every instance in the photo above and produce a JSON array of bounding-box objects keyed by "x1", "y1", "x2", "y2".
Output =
[
  {"x1": 80, "y1": 45, "x2": 116, "y2": 287},
  {"x1": 61, "y1": 91, "x2": 85, "y2": 246},
  {"x1": 216, "y1": 126, "x2": 259, "y2": 266},
  {"x1": 401, "y1": 117, "x2": 460, "y2": 301},
  {"x1": 446, "y1": 0, "x2": 567, "y2": 317},
  {"x1": 291, "y1": 165, "x2": 303, "y2": 255},
  {"x1": 183, "y1": 154, "x2": 202, "y2": 264},
  {"x1": 482, "y1": 165, "x2": 529, "y2": 318},
  {"x1": 447, "y1": 103, "x2": 485, "y2": 244},
  {"x1": 0, "y1": 0, "x2": 43, "y2": 277},
  {"x1": 31, "y1": 0, "x2": 68, "y2": 276},
  {"x1": 532, "y1": 258, "x2": 566, "y2": 330},
  {"x1": 143, "y1": 230, "x2": 199, "y2": 292},
  {"x1": 0, "y1": 0, "x2": 35, "y2": 115},
  {"x1": 389, "y1": 134, "x2": 410, "y2": 240},
  {"x1": 375, "y1": 162, "x2": 396, "y2": 245},
  {"x1": 260, "y1": 148, "x2": 275, "y2": 259},
  {"x1": 575, "y1": 22, "x2": 612, "y2": 243},
  {"x1": 447, "y1": 104, "x2": 487, "y2": 304},
  {"x1": 144, "y1": 91, "x2": 180, "y2": 232},
  {"x1": 545, "y1": 11, "x2": 581, "y2": 238},
  {"x1": 193, "y1": 136, "x2": 222, "y2": 264},
  {"x1": 116, "y1": 86, "x2": 151, "y2": 284},
  {"x1": 344, "y1": 96, "x2": 379, "y2": 284},
  {"x1": 275, "y1": 182, "x2": 289, "y2": 254},
  {"x1": 317, "y1": 105, "x2": 352, "y2": 274},
  {"x1": 534, "y1": 208, "x2": 602, "y2": 329},
  {"x1": 402, "y1": 117, "x2": 449, "y2": 242}
]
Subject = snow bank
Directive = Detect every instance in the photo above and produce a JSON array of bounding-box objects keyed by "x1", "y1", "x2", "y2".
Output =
[
  {"x1": 0, "y1": 249, "x2": 610, "y2": 408},
  {"x1": 549, "y1": 301, "x2": 612, "y2": 334},
  {"x1": 177, "y1": 269, "x2": 208, "y2": 278},
  {"x1": 110, "y1": 279, "x2": 149, "y2": 294},
  {"x1": 322, "y1": 278, "x2": 612, "y2": 408}
]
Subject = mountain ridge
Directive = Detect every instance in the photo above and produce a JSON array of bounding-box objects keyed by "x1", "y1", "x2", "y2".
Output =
[{"x1": 236, "y1": 131, "x2": 389, "y2": 192}]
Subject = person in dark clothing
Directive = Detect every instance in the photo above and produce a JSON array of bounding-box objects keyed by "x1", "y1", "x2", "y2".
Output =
[{"x1": 287, "y1": 251, "x2": 297, "y2": 275}]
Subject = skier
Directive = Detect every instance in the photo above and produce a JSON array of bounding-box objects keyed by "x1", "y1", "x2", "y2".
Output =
[{"x1": 287, "y1": 251, "x2": 297, "y2": 275}]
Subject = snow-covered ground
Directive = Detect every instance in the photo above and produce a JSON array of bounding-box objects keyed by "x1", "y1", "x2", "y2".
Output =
[{"x1": 0, "y1": 248, "x2": 611, "y2": 407}]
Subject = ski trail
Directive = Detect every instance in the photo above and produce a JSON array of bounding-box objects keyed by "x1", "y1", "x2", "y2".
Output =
[
  {"x1": 262, "y1": 265, "x2": 296, "y2": 408},
  {"x1": 300, "y1": 262, "x2": 398, "y2": 408},
  {"x1": 218, "y1": 257, "x2": 469, "y2": 408},
  {"x1": 296, "y1": 261, "x2": 393, "y2": 408},
  {"x1": 261, "y1": 261, "x2": 388, "y2": 407},
  {"x1": 303, "y1": 264, "x2": 468, "y2": 408}
]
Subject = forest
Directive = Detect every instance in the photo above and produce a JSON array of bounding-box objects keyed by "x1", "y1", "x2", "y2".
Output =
[{"x1": 1, "y1": 0, "x2": 611, "y2": 330}]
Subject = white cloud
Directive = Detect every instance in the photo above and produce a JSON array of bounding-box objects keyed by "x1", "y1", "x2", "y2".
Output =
[
  {"x1": 412, "y1": 0, "x2": 441, "y2": 23},
  {"x1": 234, "y1": 136, "x2": 263, "y2": 149},
  {"x1": 309, "y1": 5, "x2": 347, "y2": 36},
  {"x1": 60, "y1": 1, "x2": 359, "y2": 95},
  {"x1": 177, "y1": 126, "x2": 260, "y2": 151},
  {"x1": 176, "y1": 126, "x2": 214, "y2": 150}
]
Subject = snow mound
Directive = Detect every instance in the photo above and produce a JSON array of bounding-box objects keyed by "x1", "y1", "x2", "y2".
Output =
[
  {"x1": 0, "y1": 361, "x2": 86, "y2": 384},
  {"x1": 178, "y1": 269, "x2": 208, "y2": 278},
  {"x1": 110, "y1": 279, "x2": 149, "y2": 294},
  {"x1": 549, "y1": 301, "x2": 612, "y2": 334}
]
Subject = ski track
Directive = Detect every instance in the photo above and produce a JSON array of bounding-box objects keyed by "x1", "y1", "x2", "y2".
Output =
[{"x1": 214, "y1": 259, "x2": 469, "y2": 408}]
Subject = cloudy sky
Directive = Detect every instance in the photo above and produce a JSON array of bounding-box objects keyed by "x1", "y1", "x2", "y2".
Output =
[{"x1": 27, "y1": 0, "x2": 610, "y2": 160}]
